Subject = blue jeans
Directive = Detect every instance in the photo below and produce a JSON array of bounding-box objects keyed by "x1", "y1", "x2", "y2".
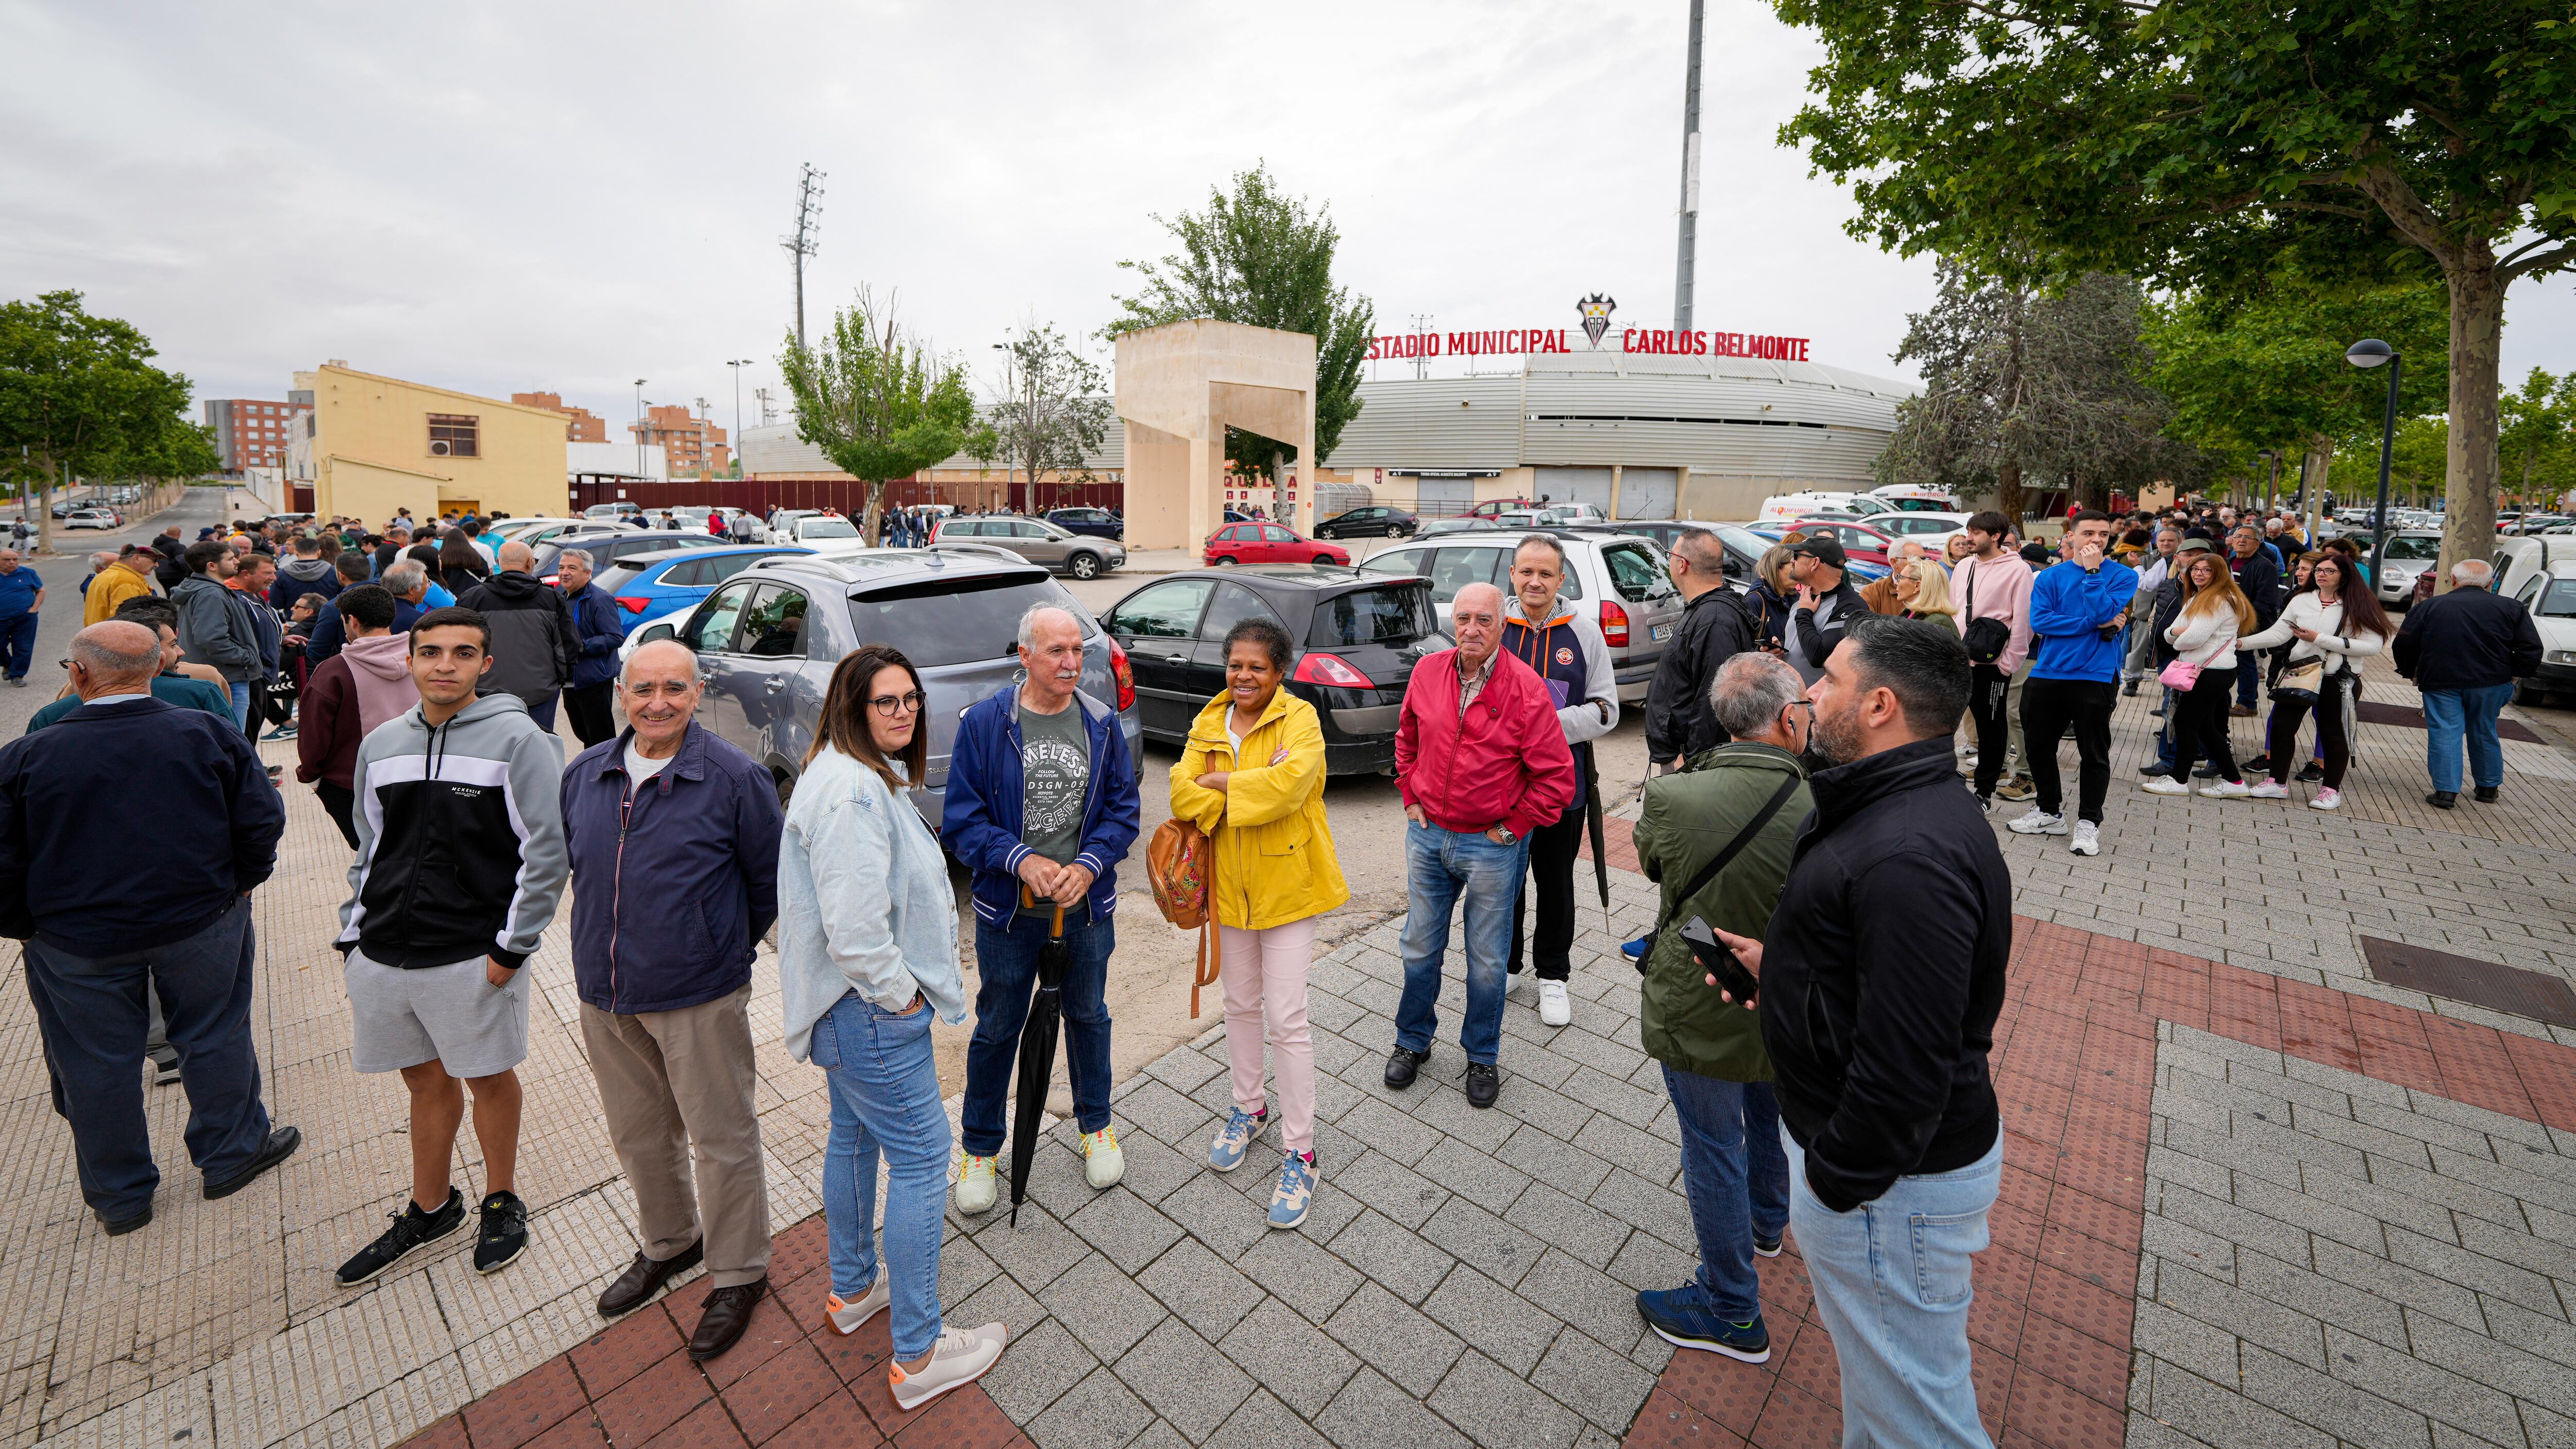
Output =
[
  {"x1": 1664, "y1": 1068, "x2": 1787, "y2": 1323},
  {"x1": 0, "y1": 610, "x2": 37, "y2": 679},
  {"x1": 228, "y1": 680, "x2": 256, "y2": 735},
  {"x1": 1395, "y1": 821, "x2": 1527, "y2": 1066},
  {"x1": 811, "y1": 991, "x2": 951, "y2": 1359},
  {"x1": 2421, "y1": 684, "x2": 2512, "y2": 793},
  {"x1": 22, "y1": 899, "x2": 274, "y2": 1219},
  {"x1": 2153, "y1": 686, "x2": 2178, "y2": 773},
  {"x1": 1785, "y1": 1126, "x2": 2002, "y2": 1449},
  {"x1": 2234, "y1": 649, "x2": 2260, "y2": 707},
  {"x1": 962, "y1": 906, "x2": 1114, "y2": 1155}
]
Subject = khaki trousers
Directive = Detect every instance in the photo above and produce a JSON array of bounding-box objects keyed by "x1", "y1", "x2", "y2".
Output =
[{"x1": 579, "y1": 985, "x2": 772, "y2": 1286}]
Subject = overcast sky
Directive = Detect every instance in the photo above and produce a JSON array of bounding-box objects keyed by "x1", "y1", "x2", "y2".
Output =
[{"x1": 8, "y1": 0, "x2": 2576, "y2": 443}]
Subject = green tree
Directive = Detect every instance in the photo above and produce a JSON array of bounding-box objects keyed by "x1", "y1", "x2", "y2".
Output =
[
  {"x1": 777, "y1": 288, "x2": 976, "y2": 540},
  {"x1": 968, "y1": 323, "x2": 1111, "y2": 515},
  {"x1": 2498, "y1": 367, "x2": 2576, "y2": 509},
  {"x1": 0, "y1": 289, "x2": 212, "y2": 551},
  {"x1": 1107, "y1": 163, "x2": 1375, "y2": 491},
  {"x1": 1774, "y1": 0, "x2": 2576, "y2": 583}
]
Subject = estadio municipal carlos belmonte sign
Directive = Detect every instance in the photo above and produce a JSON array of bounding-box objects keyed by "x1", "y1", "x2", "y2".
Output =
[{"x1": 1366, "y1": 293, "x2": 1812, "y2": 363}]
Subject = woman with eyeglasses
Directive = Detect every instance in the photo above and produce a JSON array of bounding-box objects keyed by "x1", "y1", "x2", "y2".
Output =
[
  {"x1": 777, "y1": 644, "x2": 1007, "y2": 1408},
  {"x1": 1169, "y1": 617, "x2": 1347, "y2": 1230}
]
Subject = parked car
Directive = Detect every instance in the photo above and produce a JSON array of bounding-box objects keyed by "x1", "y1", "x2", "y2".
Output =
[
  {"x1": 1314, "y1": 505, "x2": 1419, "y2": 540},
  {"x1": 63, "y1": 507, "x2": 121, "y2": 530},
  {"x1": 1103, "y1": 566, "x2": 1440, "y2": 773},
  {"x1": 1586, "y1": 521, "x2": 1768, "y2": 581},
  {"x1": 484, "y1": 516, "x2": 586, "y2": 547},
  {"x1": 1205, "y1": 522, "x2": 1351, "y2": 567},
  {"x1": 2371, "y1": 531, "x2": 2447, "y2": 607},
  {"x1": 622, "y1": 552, "x2": 1140, "y2": 823},
  {"x1": 1416, "y1": 517, "x2": 1488, "y2": 540},
  {"x1": 1354, "y1": 529, "x2": 1683, "y2": 703},
  {"x1": 1045, "y1": 506, "x2": 1124, "y2": 540},
  {"x1": 1784, "y1": 518, "x2": 1897, "y2": 568},
  {"x1": 935, "y1": 514, "x2": 1127, "y2": 578},
  {"x1": 781, "y1": 514, "x2": 864, "y2": 545},
  {"x1": 1868, "y1": 511, "x2": 1973, "y2": 548},
  {"x1": 2507, "y1": 560, "x2": 2576, "y2": 704},
  {"x1": 583, "y1": 502, "x2": 645, "y2": 525},
  {"x1": 1462, "y1": 499, "x2": 1535, "y2": 520},
  {"x1": 1755, "y1": 490, "x2": 1897, "y2": 523},
  {"x1": 531, "y1": 528, "x2": 733, "y2": 584},
  {"x1": 592, "y1": 544, "x2": 815, "y2": 625}
]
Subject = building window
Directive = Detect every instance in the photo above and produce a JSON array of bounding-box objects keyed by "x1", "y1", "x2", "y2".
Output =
[{"x1": 428, "y1": 414, "x2": 479, "y2": 458}]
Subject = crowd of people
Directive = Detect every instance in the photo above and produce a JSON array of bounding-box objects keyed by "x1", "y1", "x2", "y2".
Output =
[{"x1": 1, "y1": 495, "x2": 2557, "y2": 1443}]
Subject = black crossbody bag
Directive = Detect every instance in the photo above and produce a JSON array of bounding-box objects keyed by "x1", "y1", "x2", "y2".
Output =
[
  {"x1": 1960, "y1": 558, "x2": 2011, "y2": 666},
  {"x1": 1634, "y1": 772, "x2": 1802, "y2": 976}
]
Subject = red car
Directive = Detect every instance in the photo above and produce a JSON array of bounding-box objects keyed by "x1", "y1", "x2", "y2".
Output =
[
  {"x1": 1205, "y1": 522, "x2": 1350, "y2": 566},
  {"x1": 1786, "y1": 518, "x2": 1896, "y2": 568}
]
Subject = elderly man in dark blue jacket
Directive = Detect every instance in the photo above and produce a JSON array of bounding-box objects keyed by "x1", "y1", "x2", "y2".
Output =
[
  {"x1": 554, "y1": 549, "x2": 626, "y2": 748},
  {"x1": 558, "y1": 638, "x2": 784, "y2": 1360},
  {"x1": 941, "y1": 603, "x2": 1141, "y2": 1213},
  {"x1": 0, "y1": 622, "x2": 300, "y2": 1235}
]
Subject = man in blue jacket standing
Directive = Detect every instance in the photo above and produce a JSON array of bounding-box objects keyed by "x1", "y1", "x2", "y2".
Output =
[
  {"x1": 554, "y1": 550, "x2": 626, "y2": 748},
  {"x1": 942, "y1": 604, "x2": 1140, "y2": 1215},
  {"x1": 2006, "y1": 510, "x2": 2135, "y2": 857}
]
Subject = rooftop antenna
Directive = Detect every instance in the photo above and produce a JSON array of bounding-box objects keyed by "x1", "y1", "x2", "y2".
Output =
[
  {"x1": 784, "y1": 163, "x2": 826, "y2": 353},
  {"x1": 1409, "y1": 314, "x2": 1434, "y2": 381},
  {"x1": 1673, "y1": 0, "x2": 1704, "y2": 332}
]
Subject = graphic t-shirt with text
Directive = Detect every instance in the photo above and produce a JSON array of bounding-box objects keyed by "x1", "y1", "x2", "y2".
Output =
[{"x1": 1016, "y1": 701, "x2": 1091, "y2": 915}]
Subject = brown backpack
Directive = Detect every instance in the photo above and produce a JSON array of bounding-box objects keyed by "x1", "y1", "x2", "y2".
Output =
[{"x1": 1146, "y1": 817, "x2": 1222, "y2": 1017}]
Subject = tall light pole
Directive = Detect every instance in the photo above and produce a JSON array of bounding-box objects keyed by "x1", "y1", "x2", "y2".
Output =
[
  {"x1": 2345, "y1": 338, "x2": 2402, "y2": 588},
  {"x1": 784, "y1": 164, "x2": 825, "y2": 354},
  {"x1": 2257, "y1": 448, "x2": 2278, "y2": 514},
  {"x1": 633, "y1": 379, "x2": 648, "y2": 482},
  {"x1": 1672, "y1": 0, "x2": 1705, "y2": 333},
  {"x1": 726, "y1": 359, "x2": 753, "y2": 478}
]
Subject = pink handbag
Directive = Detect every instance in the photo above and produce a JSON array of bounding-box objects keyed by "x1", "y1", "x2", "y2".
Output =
[{"x1": 2158, "y1": 658, "x2": 2203, "y2": 691}]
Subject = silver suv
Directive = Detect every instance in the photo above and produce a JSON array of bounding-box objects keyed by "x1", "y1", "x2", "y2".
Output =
[
  {"x1": 934, "y1": 515, "x2": 1127, "y2": 579},
  {"x1": 1354, "y1": 527, "x2": 1683, "y2": 703},
  {"x1": 629, "y1": 552, "x2": 1141, "y2": 825}
]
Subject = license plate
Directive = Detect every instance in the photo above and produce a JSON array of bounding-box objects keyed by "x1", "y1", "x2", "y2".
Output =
[{"x1": 1649, "y1": 623, "x2": 1671, "y2": 641}]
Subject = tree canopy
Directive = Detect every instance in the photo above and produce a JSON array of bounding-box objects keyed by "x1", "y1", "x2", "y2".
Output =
[
  {"x1": 0, "y1": 289, "x2": 216, "y2": 504},
  {"x1": 778, "y1": 289, "x2": 975, "y2": 538},
  {"x1": 968, "y1": 323, "x2": 1111, "y2": 514},
  {"x1": 1774, "y1": 0, "x2": 2576, "y2": 579},
  {"x1": 1108, "y1": 163, "x2": 1374, "y2": 478}
]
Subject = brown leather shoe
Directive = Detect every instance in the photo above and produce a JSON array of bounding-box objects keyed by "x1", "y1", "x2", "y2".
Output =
[
  {"x1": 688, "y1": 1277, "x2": 769, "y2": 1361},
  {"x1": 597, "y1": 1241, "x2": 702, "y2": 1318}
]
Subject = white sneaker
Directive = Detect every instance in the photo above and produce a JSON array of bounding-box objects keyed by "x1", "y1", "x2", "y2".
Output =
[
  {"x1": 2199, "y1": 779, "x2": 2252, "y2": 799},
  {"x1": 888, "y1": 1321, "x2": 1007, "y2": 1410},
  {"x1": 2070, "y1": 820, "x2": 2100, "y2": 857},
  {"x1": 2248, "y1": 779, "x2": 2290, "y2": 799},
  {"x1": 2309, "y1": 787, "x2": 2343, "y2": 811},
  {"x1": 1537, "y1": 981, "x2": 1571, "y2": 1027},
  {"x1": 2006, "y1": 808, "x2": 2068, "y2": 836},
  {"x1": 954, "y1": 1154, "x2": 997, "y2": 1215},
  {"x1": 2140, "y1": 777, "x2": 2191, "y2": 796},
  {"x1": 1081, "y1": 1127, "x2": 1125, "y2": 1189},
  {"x1": 824, "y1": 1276, "x2": 890, "y2": 1336}
]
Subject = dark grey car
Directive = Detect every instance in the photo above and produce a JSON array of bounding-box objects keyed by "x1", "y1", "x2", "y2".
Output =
[{"x1": 631, "y1": 552, "x2": 1141, "y2": 827}]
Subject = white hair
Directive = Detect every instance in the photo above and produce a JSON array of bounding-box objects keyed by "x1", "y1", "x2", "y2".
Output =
[
  {"x1": 1016, "y1": 603, "x2": 1083, "y2": 649},
  {"x1": 382, "y1": 560, "x2": 426, "y2": 594},
  {"x1": 1709, "y1": 652, "x2": 1807, "y2": 739},
  {"x1": 2452, "y1": 558, "x2": 2494, "y2": 586},
  {"x1": 620, "y1": 637, "x2": 702, "y2": 687}
]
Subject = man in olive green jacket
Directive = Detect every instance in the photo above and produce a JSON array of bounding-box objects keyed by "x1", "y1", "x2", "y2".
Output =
[{"x1": 1630, "y1": 653, "x2": 1814, "y2": 1365}]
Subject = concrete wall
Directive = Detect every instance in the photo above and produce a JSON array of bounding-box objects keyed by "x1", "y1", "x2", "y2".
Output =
[
  {"x1": 1115, "y1": 320, "x2": 1317, "y2": 549},
  {"x1": 306, "y1": 365, "x2": 569, "y2": 522}
]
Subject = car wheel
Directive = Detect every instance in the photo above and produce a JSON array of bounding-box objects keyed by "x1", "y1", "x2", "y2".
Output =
[
  {"x1": 1313, "y1": 554, "x2": 1335, "y2": 565},
  {"x1": 1385, "y1": 524, "x2": 1402, "y2": 539},
  {"x1": 2515, "y1": 680, "x2": 2549, "y2": 707},
  {"x1": 1214, "y1": 555, "x2": 1237, "y2": 566},
  {"x1": 773, "y1": 769, "x2": 796, "y2": 808},
  {"x1": 1069, "y1": 553, "x2": 1101, "y2": 580}
]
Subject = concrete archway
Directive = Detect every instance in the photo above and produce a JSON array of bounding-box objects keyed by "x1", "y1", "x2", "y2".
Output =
[{"x1": 1113, "y1": 319, "x2": 1317, "y2": 549}]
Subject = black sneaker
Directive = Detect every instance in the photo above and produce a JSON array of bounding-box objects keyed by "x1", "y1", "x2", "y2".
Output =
[
  {"x1": 2191, "y1": 764, "x2": 2220, "y2": 779},
  {"x1": 2242, "y1": 754, "x2": 2271, "y2": 775},
  {"x1": 1463, "y1": 1062, "x2": 1499, "y2": 1110},
  {"x1": 474, "y1": 1190, "x2": 530, "y2": 1274},
  {"x1": 2296, "y1": 762, "x2": 2326, "y2": 783},
  {"x1": 337, "y1": 1188, "x2": 466, "y2": 1287},
  {"x1": 2474, "y1": 786, "x2": 2499, "y2": 803},
  {"x1": 1383, "y1": 1046, "x2": 1429, "y2": 1090}
]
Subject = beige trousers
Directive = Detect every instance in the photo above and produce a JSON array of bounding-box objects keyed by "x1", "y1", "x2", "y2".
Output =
[{"x1": 579, "y1": 985, "x2": 772, "y2": 1286}]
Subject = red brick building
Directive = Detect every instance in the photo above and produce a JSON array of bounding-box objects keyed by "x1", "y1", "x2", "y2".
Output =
[
  {"x1": 630, "y1": 403, "x2": 728, "y2": 476},
  {"x1": 203, "y1": 397, "x2": 313, "y2": 474},
  {"x1": 511, "y1": 391, "x2": 609, "y2": 444}
]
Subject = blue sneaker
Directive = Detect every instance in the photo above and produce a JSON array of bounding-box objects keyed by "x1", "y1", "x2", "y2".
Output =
[
  {"x1": 1209, "y1": 1107, "x2": 1268, "y2": 1172},
  {"x1": 1268, "y1": 1151, "x2": 1316, "y2": 1230},
  {"x1": 1620, "y1": 935, "x2": 1652, "y2": 961},
  {"x1": 1636, "y1": 1283, "x2": 1770, "y2": 1362}
]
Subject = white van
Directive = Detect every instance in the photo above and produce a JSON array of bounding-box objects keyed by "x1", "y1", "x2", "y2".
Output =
[
  {"x1": 1872, "y1": 484, "x2": 1963, "y2": 512},
  {"x1": 1755, "y1": 490, "x2": 1896, "y2": 524}
]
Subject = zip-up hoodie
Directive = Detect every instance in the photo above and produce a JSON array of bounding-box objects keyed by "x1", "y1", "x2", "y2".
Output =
[
  {"x1": 173, "y1": 573, "x2": 262, "y2": 682},
  {"x1": 2026, "y1": 557, "x2": 2138, "y2": 683},
  {"x1": 341, "y1": 634, "x2": 418, "y2": 736},
  {"x1": 269, "y1": 555, "x2": 343, "y2": 614},
  {"x1": 336, "y1": 692, "x2": 569, "y2": 969},
  {"x1": 1502, "y1": 595, "x2": 1618, "y2": 814},
  {"x1": 457, "y1": 570, "x2": 577, "y2": 705},
  {"x1": 940, "y1": 679, "x2": 1141, "y2": 929}
]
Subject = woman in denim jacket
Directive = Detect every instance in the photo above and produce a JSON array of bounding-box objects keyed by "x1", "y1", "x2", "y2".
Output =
[{"x1": 777, "y1": 644, "x2": 1007, "y2": 1410}]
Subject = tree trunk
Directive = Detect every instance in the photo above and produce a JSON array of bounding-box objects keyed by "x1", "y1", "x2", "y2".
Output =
[
  {"x1": 1996, "y1": 455, "x2": 2024, "y2": 531},
  {"x1": 862, "y1": 483, "x2": 884, "y2": 544},
  {"x1": 2303, "y1": 435, "x2": 2331, "y2": 542},
  {"x1": 2442, "y1": 257, "x2": 2503, "y2": 591},
  {"x1": 1270, "y1": 448, "x2": 1285, "y2": 520}
]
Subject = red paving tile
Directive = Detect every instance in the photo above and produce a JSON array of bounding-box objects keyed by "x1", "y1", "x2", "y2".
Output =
[
  {"x1": 644, "y1": 1396, "x2": 751, "y2": 1449},
  {"x1": 764, "y1": 1391, "x2": 886, "y2": 1448},
  {"x1": 1625, "y1": 1388, "x2": 1752, "y2": 1448},
  {"x1": 463, "y1": 1356, "x2": 587, "y2": 1449},
  {"x1": 593, "y1": 1350, "x2": 711, "y2": 1446}
]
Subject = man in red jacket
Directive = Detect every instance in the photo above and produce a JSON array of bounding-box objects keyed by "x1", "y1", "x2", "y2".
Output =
[{"x1": 1389, "y1": 582, "x2": 1575, "y2": 1108}]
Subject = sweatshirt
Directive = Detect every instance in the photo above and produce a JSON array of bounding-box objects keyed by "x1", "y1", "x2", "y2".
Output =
[
  {"x1": 1502, "y1": 596, "x2": 1618, "y2": 814},
  {"x1": 2236, "y1": 593, "x2": 2387, "y2": 678},
  {"x1": 340, "y1": 634, "x2": 419, "y2": 736},
  {"x1": 269, "y1": 556, "x2": 343, "y2": 614},
  {"x1": 1951, "y1": 553, "x2": 2036, "y2": 675},
  {"x1": 2026, "y1": 558, "x2": 2138, "y2": 683}
]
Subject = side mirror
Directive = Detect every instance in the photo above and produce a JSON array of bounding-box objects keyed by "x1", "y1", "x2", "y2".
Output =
[{"x1": 640, "y1": 622, "x2": 677, "y2": 646}]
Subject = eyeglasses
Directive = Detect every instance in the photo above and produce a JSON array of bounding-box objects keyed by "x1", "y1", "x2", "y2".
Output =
[{"x1": 867, "y1": 690, "x2": 926, "y2": 717}]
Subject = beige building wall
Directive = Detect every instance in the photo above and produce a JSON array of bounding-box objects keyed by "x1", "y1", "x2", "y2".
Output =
[
  {"x1": 303, "y1": 365, "x2": 570, "y2": 523},
  {"x1": 1115, "y1": 320, "x2": 1317, "y2": 550}
]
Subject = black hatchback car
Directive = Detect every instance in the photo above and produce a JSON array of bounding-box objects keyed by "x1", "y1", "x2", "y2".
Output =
[
  {"x1": 1100, "y1": 565, "x2": 1440, "y2": 774},
  {"x1": 1315, "y1": 504, "x2": 1418, "y2": 540}
]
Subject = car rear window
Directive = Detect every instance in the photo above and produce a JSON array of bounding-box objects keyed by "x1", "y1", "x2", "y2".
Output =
[
  {"x1": 848, "y1": 574, "x2": 1089, "y2": 668},
  {"x1": 800, "y1": 519, "x2": 860, "y2": 539},
  {"x1": 1309, "y1": 584, "x2": 1437, "y2": 647},
  {"x1": 596, "y1": 562, "x2": 649, "y2": 593},
  {"x1": 1601, "y1": 542, "x2": 1675, "y2": 604}
]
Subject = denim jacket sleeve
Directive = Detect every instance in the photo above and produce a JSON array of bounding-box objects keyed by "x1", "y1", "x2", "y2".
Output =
[{"x1": 804, "y1": 779, "x2": 922, "y2": 1012}]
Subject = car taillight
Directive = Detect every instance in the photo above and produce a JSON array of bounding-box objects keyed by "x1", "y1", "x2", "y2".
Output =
[
  {"x1": 615, "y1": 596, "x2": 649, "y2": 613},
  {"x1": 1293, "y1": 651, "x2": 1372, "y2": 689},
  {"x1": 1600, "y1": 598, "x2": 1631, "y2": 647},
  {"x1": 1106, "y1": 636, "x2": 1136, "y2": 711}
]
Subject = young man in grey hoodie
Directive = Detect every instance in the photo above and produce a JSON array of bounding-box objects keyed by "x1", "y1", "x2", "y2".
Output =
[
  {"x1": 330, "y1": 607, "x2": 570, "y2": 1288},
  {"x1": 172, "y1": 540, "x2": 264, "y2": 733}
]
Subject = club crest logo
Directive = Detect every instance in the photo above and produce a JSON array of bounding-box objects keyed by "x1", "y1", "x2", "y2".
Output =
[
  {"x1": 1576, "y1": 294, "x2": 1617, "y2": 349},
  {"x1": 1554, "y1": 646, "x2": 1574, "y2": 667}
]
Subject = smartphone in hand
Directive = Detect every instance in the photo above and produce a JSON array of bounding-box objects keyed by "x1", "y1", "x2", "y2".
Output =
[{"x1": 1681, "y1": 916, "x2": 1759, "y2": 1003}]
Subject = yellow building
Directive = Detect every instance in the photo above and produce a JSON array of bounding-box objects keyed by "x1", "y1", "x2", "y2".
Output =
[{"x1": 298, "y1": 364, "x2": 570, "y2": 524}]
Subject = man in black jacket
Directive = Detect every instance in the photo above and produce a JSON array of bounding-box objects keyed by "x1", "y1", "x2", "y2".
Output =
[
  {"x1": 1781, "y1": 535, "x2": 1868, "y2": 686},
  {"x1": 0, "y1": 622, "x2": 300, "y2": 1235},
  {"x1": 459, "y1": 541, "x2": 579, "y2": 732},
  {"x1": 1645, "y1": 527, "x2": 1756, "y2": 769},
  {"x1": 2393, "y1": 558, "x2": 2545, "y2": 807},
  {"x1": 1711, "y1": 616, "x2": 2006, "y2": 1447},
  {"x1": 2226, "y1": 524, "x2": 2281, "y2": 714}
]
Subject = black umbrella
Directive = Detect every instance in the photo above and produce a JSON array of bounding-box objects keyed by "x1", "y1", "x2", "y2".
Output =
[
  {"x1": 1582, "y1": 748, "x2": 1611, "y2": 928},
  {"x1": 1007, "y1": 885, "x2": 1071, "y2": 1226}
]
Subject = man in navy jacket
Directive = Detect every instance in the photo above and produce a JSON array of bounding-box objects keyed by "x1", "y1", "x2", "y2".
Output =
[
  {"x1": 941, "y1": 604, "x2": 1140, "y2": 1214},
  {"x1": 554, "y1": 549, "x2": 626, "y2": 747},
  {"x1": 0, "y1": 622, "x2": 299, "y2": 1234}
]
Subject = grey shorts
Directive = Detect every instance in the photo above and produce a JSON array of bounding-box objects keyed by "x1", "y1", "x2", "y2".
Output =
[{"x1": 345, "y1": 946, "x2": 530, "y2": 1078}]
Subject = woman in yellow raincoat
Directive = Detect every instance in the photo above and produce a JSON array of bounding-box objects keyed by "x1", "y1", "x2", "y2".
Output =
[{"x1": 1168, "y1": 617, "x2": 1348, "y2": 1230}]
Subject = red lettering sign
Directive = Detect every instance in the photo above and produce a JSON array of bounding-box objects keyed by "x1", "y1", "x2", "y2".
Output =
[{"x1": 1367, "y1": 325, "x2": 1808, "y2": 362}]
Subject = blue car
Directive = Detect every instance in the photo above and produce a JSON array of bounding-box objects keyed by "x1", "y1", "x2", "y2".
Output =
[
  {"x1": 592, "y1": 544, "x2": 814, "y2": 626},
  {"x1": 1044, "y1": 506, "x2": 1124, "y2": 540}
]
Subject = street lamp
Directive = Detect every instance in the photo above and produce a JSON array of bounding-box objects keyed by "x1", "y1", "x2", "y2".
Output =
[
  {"x1": 2344, "y1": 338, "x2": 2401, "y2": 590},
  {"x1": 725, "y1": 360, "x2": 753, "y2": 479},
  {"x1": 633, "y1": 379, "x2": 648, "y2": 483},
  {"x1": 2257, "y1": 449, "x2": 2278, "y2": 515}
]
